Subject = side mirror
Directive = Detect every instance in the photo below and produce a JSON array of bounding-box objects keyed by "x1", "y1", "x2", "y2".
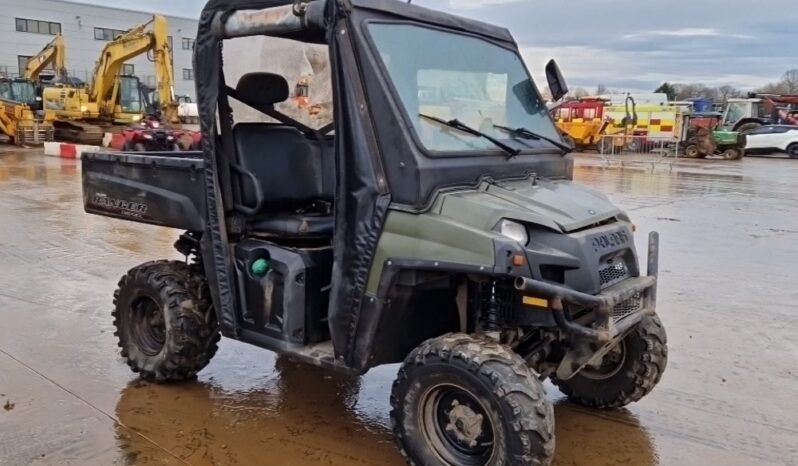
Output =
[{"x1": 545, "y1": 59, "x2": 569, "y2": 101}]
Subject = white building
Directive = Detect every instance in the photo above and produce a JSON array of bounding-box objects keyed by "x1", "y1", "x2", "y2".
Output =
[{"x1": 0, "y1": 0, "x2": 199, "y2": 98}]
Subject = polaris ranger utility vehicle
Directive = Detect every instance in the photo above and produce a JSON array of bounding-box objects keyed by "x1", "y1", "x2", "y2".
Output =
[{"x1": 81, "y1": 1, "x2": 667, "y2": 464}]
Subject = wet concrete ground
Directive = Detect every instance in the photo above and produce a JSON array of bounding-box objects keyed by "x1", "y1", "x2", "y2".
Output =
[{"x1": 0, "y1": 148, "x2": 797, "y2": 465}]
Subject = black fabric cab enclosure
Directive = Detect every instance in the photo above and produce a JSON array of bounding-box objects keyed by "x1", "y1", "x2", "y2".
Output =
[{"x1": 193, "y1": 0, "x2": 568, "y2": 370}]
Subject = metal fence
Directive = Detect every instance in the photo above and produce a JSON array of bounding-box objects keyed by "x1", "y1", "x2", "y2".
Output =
[{"x1": 599, "y1": 134, "x2": 681, "y2": 166}]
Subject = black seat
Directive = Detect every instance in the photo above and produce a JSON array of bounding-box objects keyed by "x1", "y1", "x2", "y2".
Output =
[
  {"x1": 234, "y1": 123, "x2": 335, "y2": 236},
  {"x1": 231, "y1": 73, "x2": 334, "y2": 237}
]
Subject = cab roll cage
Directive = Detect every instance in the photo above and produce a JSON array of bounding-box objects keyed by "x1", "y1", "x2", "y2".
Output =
[{"x1": 211, "y1": 0, "x2": 327, "y2": 40}]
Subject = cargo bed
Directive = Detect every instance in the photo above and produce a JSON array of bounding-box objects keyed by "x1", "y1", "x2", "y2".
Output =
[{"x1": 82, "y1": 151, "x2": 207, "y2": 231}]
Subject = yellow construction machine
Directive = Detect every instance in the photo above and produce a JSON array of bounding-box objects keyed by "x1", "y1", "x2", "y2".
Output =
[
  {"x1": 0, "y1": 78, "x2": 55, "y2": 145},
  {"x1": 25, "y1": 33, "x2": 68, "y2": 82},
  {"x1": 42, "y1": 15, "x2": 177, "y2": 144},
  {"x1": 553, "y1": 95, "x2": 638, "y2": 152}
]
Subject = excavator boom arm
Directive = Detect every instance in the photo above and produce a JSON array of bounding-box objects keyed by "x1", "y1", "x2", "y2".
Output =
[
  {"x1": 25, "y1": 34, "x2": 67, "y2": 81},
  {"x1": 89, "y1": 15, "x2": 177, "y2": 123}
]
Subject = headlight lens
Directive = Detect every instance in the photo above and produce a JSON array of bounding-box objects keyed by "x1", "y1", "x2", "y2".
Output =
[{"x1": 498, "y1": 219, "x2": 528, "y2": 244}]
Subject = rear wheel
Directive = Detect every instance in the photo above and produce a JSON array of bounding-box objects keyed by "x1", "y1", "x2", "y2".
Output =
[
  {"x1": 391, "y1": 334, "x2": 554, "y2": 466},
  {"x1": 683, "y1": 144, "x2": 703, "y2": 158},
  {"x1": 787, "y1": 144, "x2": 798, "y2": 159},
  {"x1": 552, "y1": 313, "x2": 667, "y2": 409},
  {"x1": 113, "y1": 260, "x2": 219, "y2": 382}
]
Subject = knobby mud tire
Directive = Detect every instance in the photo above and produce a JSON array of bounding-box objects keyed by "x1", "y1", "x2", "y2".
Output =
[
  {"x1": 113, "y1": 260, "x2": 220, "y2": 382},
  {"x1": 391, "y1": 333, "x2": 555, "y2": 466},
  {"x1": 552, "y1": 313, "x2": 667, "y2": 409}
]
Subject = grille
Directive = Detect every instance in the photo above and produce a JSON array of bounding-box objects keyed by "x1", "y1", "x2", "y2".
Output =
[
  {"x1": 598, "y1": 260, "x2": 629, "y2": 288},
  {"x1": 612, "y1": 293, "x2": 642, "y2": 321}
]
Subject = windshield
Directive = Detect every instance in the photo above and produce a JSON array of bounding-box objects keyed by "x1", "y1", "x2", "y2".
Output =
[
  {"x1": 119, "y1": 76, "x2": 143, "y2": 113},
  {"x1": 11, "y1": 82, "x2": 36, "y2": 104},
  {"x1": 368, "y1": 23, "x2": 559, "y2": 154},
  {"x1": 0, "y1": 81, "x2": 37, "y2": 105},
  {"x1": 723, "y1": 102, "x2": 748, "y2": 126}
]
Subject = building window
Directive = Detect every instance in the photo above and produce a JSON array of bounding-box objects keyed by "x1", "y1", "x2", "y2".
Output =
[
  {"x1": 121, "y1": 64, "x2": 135, "y2": 75},
  {"x1": 17, "y1": 56, "x2": 30, "y2": 74},
  {"x1": 94, "y1": 27, "x2": 126, "y2": 41},
  {"x1": 15, "y1": 17, "x2": 61, "y2": 35},
  {"x1": 182, "y1": 68, "x2": 194, "y2": 81},
  {"x1": 182, "y1": 38, "x2": 195, "y2": 50}
]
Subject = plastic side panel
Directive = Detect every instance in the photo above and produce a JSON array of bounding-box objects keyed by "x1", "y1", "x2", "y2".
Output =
[
  {"x1": 81, "y1": 153, "x2": 207, "y2": 231},
  {"x1": 366, "y1": 210, "x2": 496, "y2": 294}
]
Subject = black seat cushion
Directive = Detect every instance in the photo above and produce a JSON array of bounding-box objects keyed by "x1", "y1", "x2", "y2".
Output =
[
  {"x1": 250, "y1": 214, "x2": 334, "y2": 236},
  {"x1": 233, "y1": 123, "x2": 335, "y2": 236}
]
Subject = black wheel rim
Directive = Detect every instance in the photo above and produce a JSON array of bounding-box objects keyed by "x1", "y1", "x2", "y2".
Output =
[
  {"x1": 420, "y1": 383, "x2": 495, "y2": 465},
  {"x1": 580, "y1": 341, "x2": 627, "y2": 380},
  {"x1": 129, "y1": 296, "x2": 166, "y2": 356}
]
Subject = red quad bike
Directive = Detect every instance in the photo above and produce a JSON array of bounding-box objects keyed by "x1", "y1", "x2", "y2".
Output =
[{"x1": 122, "y1": 116, "x2": 183, "y2": 152}]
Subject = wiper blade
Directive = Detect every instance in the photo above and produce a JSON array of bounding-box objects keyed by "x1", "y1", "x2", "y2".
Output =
[
  {"x1": 493, "y1": 124, "x2": 572, "y2": 154},
  {"x1": 419, "y1": 113, "x2": 521, "y2": 157}
]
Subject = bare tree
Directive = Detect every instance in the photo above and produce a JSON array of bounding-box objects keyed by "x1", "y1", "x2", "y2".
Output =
[
  {"x1": 595, "y1": 83, "x2": 608, "y2": 95},
  {"x1": 717, "y1": 85, "x2": 742, "y2": 102},
  {"x1": 781, "y1": 69, "x2": 798, "y2": 93},
  {"x1": 569, "y1": 87, "x2": 589, "y2": 99}
]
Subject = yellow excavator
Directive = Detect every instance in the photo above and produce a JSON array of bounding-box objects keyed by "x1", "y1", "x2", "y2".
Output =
[
  {"x1": 0, "y1": 34, "x2": 66, "y2": 145},
  {"x1": 42, "y1": 15, "x2": 178, "y2": 144},
  {"x1": 25, "y1": 33, "x2": 68, "y2": 83}
]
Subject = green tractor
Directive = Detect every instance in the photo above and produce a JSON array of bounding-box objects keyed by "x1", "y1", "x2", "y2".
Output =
[{"x1": 682, "y1": 112, "x2": 744, "y2": 160}]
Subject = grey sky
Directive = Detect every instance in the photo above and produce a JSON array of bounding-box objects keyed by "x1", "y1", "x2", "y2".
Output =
[{"x1": 80, "y1": 0, "x2": 798, "y2": 92}]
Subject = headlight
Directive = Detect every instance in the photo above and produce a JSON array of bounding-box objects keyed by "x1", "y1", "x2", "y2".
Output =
[
  {"x1": 80, "y1": 105, "x2": 88, "y2": 112},
  {"x1": 497, "y1": 219, "x2": 528, "y2": 244},
  {"x1": 132, "y1": 115, "x2": 142, "y2": 122},
  {"x1": 143, "y1": 134, "x2": 153, "y2": 140}
]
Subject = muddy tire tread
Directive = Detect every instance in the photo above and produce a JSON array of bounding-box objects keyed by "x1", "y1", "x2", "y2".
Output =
[
  {"x1": 391, "y1": 333, "x2": 554, "y2": 466},
  {"x1": 552, "y1": 314, "x2": 667, "y2": 409},
  {"x1": 113, "y1": 260, "x2": 220, "y2": 382}
]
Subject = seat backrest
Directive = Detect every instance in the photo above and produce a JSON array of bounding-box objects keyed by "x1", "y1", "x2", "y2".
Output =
[{"x1": 233, "y1": 123, "x2": 334, "y2": 213}]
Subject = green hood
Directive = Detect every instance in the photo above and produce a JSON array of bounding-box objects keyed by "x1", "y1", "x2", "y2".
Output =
[{"x1": 438, "y1": 178, "x2": 624, "y2": 233}]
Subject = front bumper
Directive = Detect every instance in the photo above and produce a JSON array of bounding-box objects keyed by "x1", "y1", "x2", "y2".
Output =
[{"x1": 514, "y1": 231, "x2": 659, "y2": 342}]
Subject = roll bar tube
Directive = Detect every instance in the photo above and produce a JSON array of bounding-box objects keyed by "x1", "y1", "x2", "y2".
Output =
[{"x1": 212, "y1": 1, "x2": 327, "y2": 39}]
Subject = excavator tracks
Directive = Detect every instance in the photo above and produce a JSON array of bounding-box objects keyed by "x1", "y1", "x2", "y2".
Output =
[{"x1": 53, "y1": 120, "x2": 105, "y2": 146}]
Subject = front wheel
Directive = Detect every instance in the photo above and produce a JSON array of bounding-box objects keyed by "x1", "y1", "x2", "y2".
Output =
[
  {"x1": 391, "y1": 334, "x2": 554, "y2": 466},
  {"x1": 787, "y1": 144, "x2": 798, "y2": 159},
  {"x1": 553, "y1": 313, "x2": 667, "y2": 409},
  {"x1": 721, "y1": 148, "x2": 744, "y2": 160},
  {"x1": 113, "y1": 260, "x2": 220, "y2": 382}
]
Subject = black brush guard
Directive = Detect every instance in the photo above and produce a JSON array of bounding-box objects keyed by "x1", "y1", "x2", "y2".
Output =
[{"x1": 515, "y1": 232, "x2": 659, "y2": 342}]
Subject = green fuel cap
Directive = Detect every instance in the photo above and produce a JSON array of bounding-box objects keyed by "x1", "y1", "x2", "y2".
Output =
[{"x1": 251, "y1": 258, "x2": 270, "y2": 277}]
